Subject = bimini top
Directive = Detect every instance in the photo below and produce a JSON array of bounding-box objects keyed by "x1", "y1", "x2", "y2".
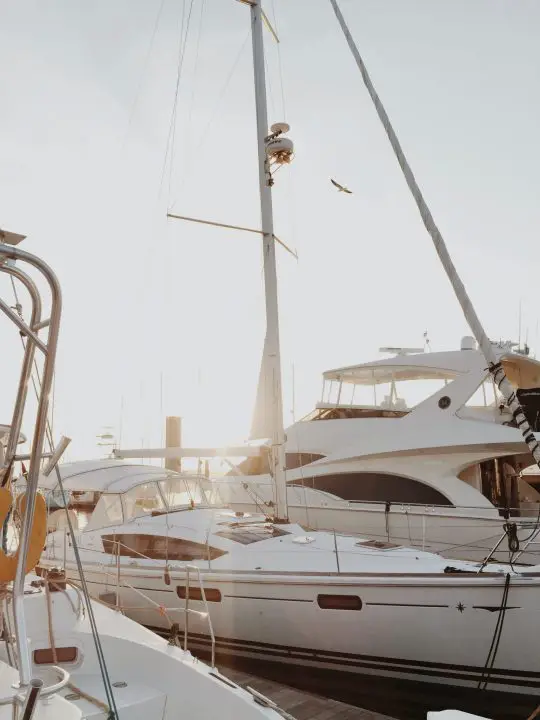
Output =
[
  {"x1": 323, "y1": 347, "x2": 540, "y2": 387},
  {"x1": 39, "y1": 459, "x2": 186, "y2": 494}
]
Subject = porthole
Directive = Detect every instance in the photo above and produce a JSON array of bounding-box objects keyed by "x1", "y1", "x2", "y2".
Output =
[
  {"x1": 177, "y1": 586, "x2": 222, "y2": 602},
  {"x1": 317, "y1": 594, "x2": 362, "y2": 610}
]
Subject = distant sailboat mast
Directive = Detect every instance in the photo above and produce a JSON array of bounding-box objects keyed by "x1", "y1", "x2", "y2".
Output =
[{"x1": 329, "y1": 0, "x2": 540, "y2": 469}]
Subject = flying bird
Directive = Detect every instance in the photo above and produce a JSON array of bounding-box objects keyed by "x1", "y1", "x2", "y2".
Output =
[{"x1": 330, "y1": 178, "x2": 352, "y2": 194}]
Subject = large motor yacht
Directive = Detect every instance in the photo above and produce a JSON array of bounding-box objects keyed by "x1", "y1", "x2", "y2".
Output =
[{"x1": 212, "y1": 338, "x2": 540, "y2": 564}]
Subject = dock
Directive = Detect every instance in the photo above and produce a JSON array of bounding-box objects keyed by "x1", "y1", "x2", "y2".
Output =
[{"x1": 221, "y1": 667, "x2": 397, "y2": 720}]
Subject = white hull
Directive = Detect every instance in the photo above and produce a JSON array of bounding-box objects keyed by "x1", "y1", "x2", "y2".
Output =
[{"x1": 57, "y1": 562, "x2": 540, "y2": 697}]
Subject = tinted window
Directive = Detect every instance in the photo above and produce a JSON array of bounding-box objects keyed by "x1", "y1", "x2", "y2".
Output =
[
  {"x1": 102, "y1": 534, "x2": 226, "y2": 561},
  {"x1": 177, "y1": 586, "x2": 222, "y2": 602},
  {"x1": 215, "y1": 524, "x2": 291, "y2": 545},
  {"x1": 285, "y1": 453, "x2": 325, "y2": 470},
  {"x1": 288, "y1": 472, "x2": 452, "y2": 506},
  {"x1": 317, "y1": 595, "x2": 362, "y2": 610}
]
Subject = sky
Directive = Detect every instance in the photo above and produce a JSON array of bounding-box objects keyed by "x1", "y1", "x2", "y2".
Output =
[{"x1": 0, "y1": 0, "x2": 539, "y2": 461}]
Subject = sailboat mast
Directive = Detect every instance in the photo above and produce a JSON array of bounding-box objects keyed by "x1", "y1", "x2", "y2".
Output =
[
  {"x1": 249, "y1": 0, "x2": 288, "y2": 521},
  {"x1": 329, "y1": 0, "x2": 540, "y2": 469}
]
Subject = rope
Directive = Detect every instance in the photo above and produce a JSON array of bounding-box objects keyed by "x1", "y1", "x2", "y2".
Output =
[
  {"x1": 67, "y1": 681, "x2": 111, "y2": 714},
  {"x1": 477, "y1": 573, "x2": 511, "y2": 691},
  {"x1": 328, "y1": 0, "x2": 540, "y2": 470}
]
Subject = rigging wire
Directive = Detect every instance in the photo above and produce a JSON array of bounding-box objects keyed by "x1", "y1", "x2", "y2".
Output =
[
  {"x1": 168, "y1": 0, "x2": 193, "y2": 200},
  {"x1": 182, "y1": 0, "x2": 207, "y2": 182},
  {"x1": 120, "y1": 0, "x2": 167, "y2": 153},
  {"x1": 192, "y1": 30, "x2": 251, "y2": 158},
  {"x1": 158, "y1": 0, "x2": 196, "y2": 203},
  {"x1": 477, "y1": 573, "x2": 511, "y2": 691}
]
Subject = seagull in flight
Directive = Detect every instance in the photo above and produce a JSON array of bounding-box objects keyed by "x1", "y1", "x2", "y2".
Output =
[{"x1": 330, "y1": 178, "x2": 352, "y2": 194}]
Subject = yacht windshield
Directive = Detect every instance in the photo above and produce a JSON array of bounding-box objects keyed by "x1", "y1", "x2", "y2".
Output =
[
  {"x1": 159, "y1": 476, "x2": 207, "y2": 509},
  {"x1": 314, "y1": 367, "x2": 460, "y2": 418},
  {"x1": 122, "y1": 482, "x2": 165, "y2": 521}
]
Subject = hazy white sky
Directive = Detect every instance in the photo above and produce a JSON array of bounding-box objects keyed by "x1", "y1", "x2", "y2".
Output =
[{"x1": 1, "y1": 0, "x2": 539, "y2": 460}]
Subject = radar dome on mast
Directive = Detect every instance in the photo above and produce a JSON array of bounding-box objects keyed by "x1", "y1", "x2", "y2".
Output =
[{"x1": 265, "y1": 122, "x2": 294, "y2": 165}]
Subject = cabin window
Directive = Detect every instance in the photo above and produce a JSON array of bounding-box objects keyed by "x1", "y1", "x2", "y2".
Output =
[
  {"x1": 288, "y1": 472, "x2": 453, "y2": 507},
  {"x1": 317, "y1": 370, "x2": 461, "y2": 415},
  {"x1": 285, "y1": 453, "x2": 325, "y2": 470},
  {"x1": 177, "y1": 586, "x2": 222, "y2": 602},
  {"x1": 34, "y1": 647, "x2": 78, "y2": 664},
  {"x1": 122, "y1": 483, "x2": 165, "y2": 521},
  {"x1": 102, "y1": 534, "x2": 227, "y2": 561},
  {"x1": 317, "y1": 595, "x2": 362, "y2": 610},
  {"x1": 159, "y1": 476, "x2": 206, "y2": 509},
  {"x1": 86, "y1": 493, "x2": 123, "y2": 530},
  {"x1": 215, "y1": 524, "x2": 291, "y2": 545}
]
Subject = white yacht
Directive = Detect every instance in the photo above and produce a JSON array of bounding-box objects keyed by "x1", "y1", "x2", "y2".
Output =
[
  {"x1": 213, "y1": 338, "x2": 540, "y2": 564},
  {"x1": 40, "y1": 460, "x2": 540, "y2": 701}
]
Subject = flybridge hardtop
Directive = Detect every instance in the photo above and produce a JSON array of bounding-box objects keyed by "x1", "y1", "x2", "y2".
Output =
[{"x1": 323, "y1": 343, "x2": 540, "y2": 385}]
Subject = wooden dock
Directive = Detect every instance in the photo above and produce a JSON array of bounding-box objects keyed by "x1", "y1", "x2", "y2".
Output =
[{"x1": 221, "y1": 667, "x2": 398, "y2": 720}]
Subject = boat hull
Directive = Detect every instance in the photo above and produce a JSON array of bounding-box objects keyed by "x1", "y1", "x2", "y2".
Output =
[{"x1": 56, "y1": 562, "x2": 540, "y2": 697}]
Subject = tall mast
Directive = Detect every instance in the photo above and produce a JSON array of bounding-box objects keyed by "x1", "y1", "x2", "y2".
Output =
[
  {"x1": 329, "y1": 0, "x2": 540, "y2": 470},
  {"x1": 248, "y1": 0, "x2": 288, "y2": 520}
]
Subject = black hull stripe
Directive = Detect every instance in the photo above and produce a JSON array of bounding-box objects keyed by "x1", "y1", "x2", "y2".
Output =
[
  {"x1": 224, "y1": 595, "x2": 313, "y2": 602},
  {"x1": 367, "y1": 602, "x2": 448, "y2": 608},
  {"x1": 75, "y1": 574, "x2": 540, "y2": 686},
  {"x1": 152, "y1": 630, "x2": 540, "y2": 689},
  {"x1": 145, "y1": 626, "x2": 540, "y2": 684}
]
